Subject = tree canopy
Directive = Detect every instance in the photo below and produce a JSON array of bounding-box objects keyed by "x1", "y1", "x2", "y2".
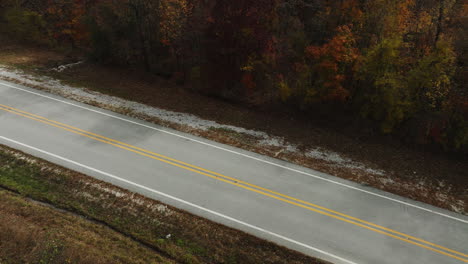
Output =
[{"x1": 1, "y1": 0, "x2": 466, "y2": 152}]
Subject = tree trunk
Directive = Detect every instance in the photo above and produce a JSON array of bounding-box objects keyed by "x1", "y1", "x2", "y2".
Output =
[{"x1": 434, "y1": 0, "x2": 445, "y2": 46}]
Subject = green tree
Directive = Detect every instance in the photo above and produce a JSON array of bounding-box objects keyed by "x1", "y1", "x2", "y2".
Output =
[
  {"x1": 355, "y1": 37, "x2": 412, "y2": 133},
  {"x1": 407, "y1": 38, "x2": 456, "y2": 112},
  {"x1": 3, "y1": 5, "x2": 47, "y2": 43}
]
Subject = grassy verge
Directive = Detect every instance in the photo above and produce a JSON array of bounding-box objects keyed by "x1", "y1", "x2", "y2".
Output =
[
  {"x1": 0, "y1": 144, "x2": 325, "y2": 264},
  {"x1": 0, "y1": 190, "x2": 174, "y2": 264}
]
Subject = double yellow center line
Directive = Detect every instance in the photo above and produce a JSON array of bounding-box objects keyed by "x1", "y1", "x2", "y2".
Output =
[{"x1": 0, "y1": 103, "x2": 467, "y2": 262}]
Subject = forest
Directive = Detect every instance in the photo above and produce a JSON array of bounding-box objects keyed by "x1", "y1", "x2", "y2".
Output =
[{"x1": 0, "y1": 0, "x2": 467, "y2": 152}]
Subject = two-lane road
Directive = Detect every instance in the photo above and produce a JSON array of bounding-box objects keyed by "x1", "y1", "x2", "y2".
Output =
[{"x1": 0, "y1": 80, "x2": 467, "y2": 264}]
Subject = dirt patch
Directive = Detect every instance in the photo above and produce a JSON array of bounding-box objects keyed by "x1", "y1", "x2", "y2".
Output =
[
  {"x1": 0, "y1": 39, "x2": 67, "y2": 68},
  {"x1": 0, "y1": 144, "x2": 326, "y2": 264},
  {"x1": 0, "y1": 40, "x2": 466, "y2": 215}
]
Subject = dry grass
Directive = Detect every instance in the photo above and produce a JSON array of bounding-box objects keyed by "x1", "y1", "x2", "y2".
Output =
[
  {"x1": 0, "y1": 190, "x2": 175, "y2": 264},
  {"x1": 0, "y1": 145, "x2": 326, "y2": 264},
  {"x1": 0, "y1": 38, "x2": 67, "y2": 69}
]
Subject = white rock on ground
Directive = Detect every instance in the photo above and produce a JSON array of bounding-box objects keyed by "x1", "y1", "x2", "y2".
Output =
[
  {"x1": 2, "y1": 65, "x2": 466, "y2": 215},
  {"x1": 0, "y1": 65, "x2": 385, "y2": 176}
]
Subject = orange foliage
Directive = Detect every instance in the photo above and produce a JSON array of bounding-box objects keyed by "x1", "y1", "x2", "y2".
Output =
[
  {"x1": 396, "y1": 0, "x2": 415, "y2": 33},
  {"x1": 46, "y1": 0, "x2": 91, "y2": 47},
  {"x1": 305, "y1": 25, "x2": 358, "y2": 102},
  {"x1": 159, "y1": 0, "x2": 193, "y2": 46}
]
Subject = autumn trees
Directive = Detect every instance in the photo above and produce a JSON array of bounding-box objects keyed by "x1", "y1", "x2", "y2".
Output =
[
  {"x1": 41, "y1": 0, "x2": 191, "y2": 82},
  {"x1": 0, "y1": 0, "x2": 466, "y2": 152},
  {"x1": 0, "y1": 0, "x2": 47, "y2": 43}
]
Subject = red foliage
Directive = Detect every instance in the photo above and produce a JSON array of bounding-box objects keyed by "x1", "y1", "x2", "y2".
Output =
[
  {"x1": 241, "y1": 73, "x2": 256, "y2": 94},
  {"x1": 46, "y1": 0, "x2": 94, "y2": 47},
  {"x1": 305, "y1": 25, "x2": 358, "y2": 102}
]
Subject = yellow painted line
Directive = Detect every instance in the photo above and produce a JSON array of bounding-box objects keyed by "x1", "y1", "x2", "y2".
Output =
[
  {"x1": 2, "y1": 103, "x2": 467, "y2": 259},
  {"x1": 1, "y1": 105, "x2": 467, "y2": 262}
]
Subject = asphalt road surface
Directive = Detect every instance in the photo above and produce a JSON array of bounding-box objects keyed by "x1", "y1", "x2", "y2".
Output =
[{"x1": 0, "y1": 80, "x2": 467, "y2": 264}]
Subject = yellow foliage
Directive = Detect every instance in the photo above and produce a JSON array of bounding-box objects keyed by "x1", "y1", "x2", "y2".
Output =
[
  {"x1": 159, "y1": 0, "x2": 192, "y2": 44},
  {"x1": 278, "y1": 79, "x2": 291, "y2": 102}
]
